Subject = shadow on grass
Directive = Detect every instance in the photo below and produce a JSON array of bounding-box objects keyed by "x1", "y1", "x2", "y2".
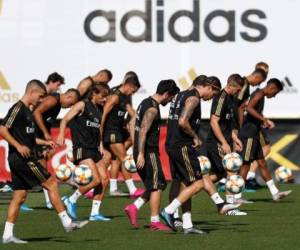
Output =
[
  {"x1": 250, "y1": 198, "x2": 293, "y2": 203},
  {"x1": 23, "y1": 236, "x2": 70, "y2": 243}
]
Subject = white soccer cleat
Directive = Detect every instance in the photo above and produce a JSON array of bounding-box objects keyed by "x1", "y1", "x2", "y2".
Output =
[
  {"x1": 272, "y1": 190, "x2": 292, "y2": 202},
  {"x1": 2, "y1": 236, "x2": 28, "y2": 244},
  {"x1": 63, "y1": 220, "x2": 89, "y2": 233},
  {"x1": 225, "y1": 209, "x2": 247, "y2": 216},
  {"x1": 219, "y1": 203, "x2": 241, "y2": 215}
]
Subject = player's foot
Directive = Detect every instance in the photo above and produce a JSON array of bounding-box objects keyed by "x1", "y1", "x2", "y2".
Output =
[
  {"x1": 183, "y1": 227, "x2": 206, "y2": 235},
  {"x1": 124, "y1": 204, "x2": 139, "y2": 228},
  {"x1": 84, "y1": 190, "x2": 94, "y2": 200},
  {"x1": 245, "y1": 178, "x2": 262, "y2": 190},
  {"x1": 110, "y1": 190, "x2": 129, "y2": 197},
  {"x1": 63, "y1": 220, "x2": 89, "y2": 233},
  {"x1": 174, "y1": 218, "x2": 183, "y2": 228},
  {"x1": 234, "y1": 198, "x2": 254, "y2": 204},
  {"x1": 272, "y1": 190, "x2": 292, "y2": 202},
  {"x1": 150, "y1": 222, "x2": 172, "y2": 231},
  {"x1": 225, "y1": 209, "x2": 247, "y2": 216},
  {"x1": 130, "y1": 188, "x2": 145, "y2": 199},
  {"x1": 2, "y1": 236, "x2": 28, "y2": 244},
  {"x1": 63, "y1": 197, "x2": 77, "y2": 219},
  {"x1": 89, "y1": 213, "x2": 111, "y2": 221},
  {"x1": 217, "y1": 183, "x2": 225, "y2": 193},
  {"x1": 0, "y1": 185, "x2": 13, "y2": 193},
  {"x1": 46, "y1": 201, "x2": 53, "y2": 209},
  {"x1": 20, "y1": 204, "x2": 34, "y2": 212},
  {"x1": 219, "y1": 203, "x2": 241, "y2": 215},
  {"x1": 159, "y1": 209, "x2": 176, "y2": 231}
]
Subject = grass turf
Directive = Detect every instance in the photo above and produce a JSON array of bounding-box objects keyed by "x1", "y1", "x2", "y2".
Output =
[{"x1": 0, "y1": 183, "x2": 298, "y2": 250}]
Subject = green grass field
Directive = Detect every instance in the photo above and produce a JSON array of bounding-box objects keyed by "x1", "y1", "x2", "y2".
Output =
[{"x1": 0, "y1": 183, "x2": 298, "y2": 250}]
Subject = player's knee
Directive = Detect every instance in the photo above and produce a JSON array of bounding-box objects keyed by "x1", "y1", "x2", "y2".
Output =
[
  {"x1": 101, "y1": 176, "x2": 109, "y2": 187},
  {"x1": 92, "y1": 176, "x2": 101, "y2": 186}
]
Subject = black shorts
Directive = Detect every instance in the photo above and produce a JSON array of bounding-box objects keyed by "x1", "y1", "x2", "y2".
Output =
[
  {"x1": 206, "y1": 141, "x2": 227, "y2": 177},
  {"x1": 34, "y1": 145, "x2": 52, "y2": 160},
  {"x1": 240, "y1": 137, "x2": 264, "y2": 164},
  {"x1": 8, "y1": 153, "x2": 51, "y2": 190},
  {"x1": 168, "y1": 145, "x2": 202, "y2": 186},
  {"x1": 73, "y1": 148, "x2": 102, "y2": 165},
  {"x1": 166, "y1": 148, "x2": 180, "y2": 181},
  {"x1": 134, "y1": 150, "x2": 166, "y2": 191},
  {"x1": 259, "y1": 129, "x2": 270, "y2": 147},
  {"x1": 103, "y1": 128, "x2": 130, "y2": 145}
]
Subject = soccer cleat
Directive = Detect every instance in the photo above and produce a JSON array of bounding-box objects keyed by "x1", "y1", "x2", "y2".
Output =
[
  {"x1": 174, "y1": 218, "x2": 183, "y2": 228},
  {"x1": 225, "y1": 209, "x2": 247, "y2": 216},
  {"x1": 245, "y1": 178, "x2": 262, "y2": 190},
  {"x1": 272, "y1": 190, "x2": 292, "y2": 202},
  {"x1": 84, "y1": 190, "x2": 94, "y2": 200},
  {"x1": 150, "y1": 222, "x2": 172, "y2": 231},
  {"x1": 130, "y1": 188, "x2": 145, "y2": 199},
  {"x1": 183, "y1": 227, "x2": 207, "y2": 235},
  {"x1": 63, "y1": 220, "x2": 89, "y2": 233},
  {"x1": 234, "y1": 198, "x2": 254, "y2": 204},
  {"x1": 46, "y1": 201, "x2": 53, "y2": 209},
  {"x1": 110, "y1": 190, "x2": 129, "y2": 197},
  {"x1": 124, "y1": 204, "x2": 139, "y2": 228},
  {"x1": 63, "y1": 197, "x2": 77, "y2": 219},
  {"x1": 159, "y1": 209, "x2": 176, "y2": 231},
  {"x1": 219, "y1": 203, "x2": 241, "y2": 215},
  {"x1": 20, "y1": 204, "x2": 34, "y2": 212},
  {"x1": 2, "y1": 236, "x2": 28, "y2": 244},
  {"x1": 89, "y1": 213, "x2": 111, "y2": 221},
  {"x1": 0, "y1": 184, "x2": 13, "y2": 193}
]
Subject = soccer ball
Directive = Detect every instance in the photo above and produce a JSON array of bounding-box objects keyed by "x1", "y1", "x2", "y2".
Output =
[
  {"x1": 124, "y1": 155, "x2": 137, "y2": 173},
  {"x1": 198, "y1": 156, "x2": 211, "y2": 175},
  {"x1": 66, "y1": 151, "x2": 74, "y2": 162},
  {"x1": 223, "y1": 152, "x2": 243, "y2": 172},
  {"x1": 55, "y1": 164, "x2": 72, "y2": 181},
  {"x1": 73, "y1": 164, "x2": 93, "y2": 185},
  {"x1": 275, "y1": 166, "x2": 293, "y2": 183},
  {"x1": 226, "y1": 175, "x2": 245, "y2": 194}
]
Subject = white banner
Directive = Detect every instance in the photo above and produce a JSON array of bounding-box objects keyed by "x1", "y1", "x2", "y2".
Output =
[{"x1": 0, "y1": 0, "x2": 299, "y2": 118}]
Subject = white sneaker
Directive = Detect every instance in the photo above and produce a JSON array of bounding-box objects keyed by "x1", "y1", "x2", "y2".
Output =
[
  {"x1": 0, "y1": 185, "x2": 13, "y2": 193},
  {"x1": 2, "y1": 236, "x2": 28, "y2": 244},
  {"x1": 63, "y1": 220, "x2": 89, "y2": 233},
  {"x1": 219, "y1": 203, "x2": 241, "y2": 215},
  {"x1": 225, "y1": 209, "x2": 247, "y2": 216},
  {"x1": 234, "y1": 198, "x2": 254, "y2": 204},
  {"x1": 272, "y1": 190, "x2": 292, "y2": 202}
]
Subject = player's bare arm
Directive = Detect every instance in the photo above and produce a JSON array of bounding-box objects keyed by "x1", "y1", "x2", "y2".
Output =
[
  {"x1": 238, "y1": 99, "x2": 248, "y2": 127},
  {"x1": 126, "y1": 103, "x2": 136, "y2": 142},
  {"x1": 77, "y1": 77, "x2": 94, "y2": 97},
  {"x1": 210, "y1": 115, "x2": 231, "y2": 154}
]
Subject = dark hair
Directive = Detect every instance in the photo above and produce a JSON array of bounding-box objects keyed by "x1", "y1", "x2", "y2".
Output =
[
  {"x1": 46, "y1": 72, "x2": 65, "y2": 85},
  {"x1": 206, "y1": 76, "x2": 222, "y2": 90},
  {"x1": 65, "y1": 88, "x2": 80, "y2": 100},
  {"x1": 192, "y1": 75, "x2": 207, "y2": 86},
  {"x1": 255, "y1": 62, "x2": 269, "y2": 73},
  {"x1": 267, "y1": 78, "x2": 283, "y2": 91},
  {"x1": 124, "y1": 76, "x2": 141, "y2": 89},
  {"x1": 156, "y1": 79, "x2": 179, "y2": 95},
  {"x1": 100, "y1": 69, "x2": 113, "y2": 81},
  {"x1": 252, "y1": 68, "x2": 267, "y2": 81},
  {"x1": 25, "y1": 79, "x2": 46, "y2": 93},
  {"x1": 87, "y1": 83, "x2": 110, "y2": 100},
  {"x1": 227, "y1": 74, "x2": 244, "y2": 87},
  {"x1": 123, "y1": 71, "x2": 138, "y2": 83}
]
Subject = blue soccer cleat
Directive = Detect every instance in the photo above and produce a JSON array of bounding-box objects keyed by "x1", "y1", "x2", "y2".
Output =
[
  {"x1": 89, "y1": 213, "x2": 111, "y2": 221},
  {"x1": 20, "y1": 204, "x2": 34, "y2": 212},
  {"x1": 63, "y1": 197, "x2": 77, "y2": 219},
  {"x1": 159, "y1": 209, "x2": 176, "y2": 231}
]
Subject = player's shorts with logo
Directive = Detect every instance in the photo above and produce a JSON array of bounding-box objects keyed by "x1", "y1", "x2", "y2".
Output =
[
  {"x1": 259, "y1": 128, "x2": 270, "y2": 147},
  {"x1": 73, "y1": 147, "x2": 102, "y2": 165},
  {"x1": 240, "y1": 136, "x2": 264, "y2": 164}
]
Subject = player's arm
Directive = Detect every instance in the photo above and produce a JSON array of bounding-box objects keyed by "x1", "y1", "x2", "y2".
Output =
[
  {"x1": 56, "y1": 101, "x2": 85, "y2": 146},
  {"x1": 77, "y1": 77, "x2": 93, "y2": 97},
  {"x1": 33, "y1": 95, "x2": 58, "y2": 141},
  {"x1": 232, "y1": 129, "x2": 242, "y2": 152},
  {"x1": 178, "y1": 96, "x2": 201, "y2": 148},
  {"x1": 136, "y1": 107, "x2": 158, "y2": 169},
  {"x1": 238, "y1": 99, "x2": 248, "y2": 127},
  {"x1": 35, "y1": 138, "x2": 55, "y2": 148},
  {"x1": 126, "y1": 103, "x2": 136, "y2": 142}
]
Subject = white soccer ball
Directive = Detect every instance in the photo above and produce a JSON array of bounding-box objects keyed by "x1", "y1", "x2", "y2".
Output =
[
  {"x1": 275, "y1": 166, "x2": 293, "y2": 183},
  {"x1": 55, "y1": 164, "x2": 72, "y2": 181},
  {"x1": 226, "y1": 175, "x2": 245, "y2": 194},
  {"x1": 198, "y1": 156, "x2": 211, "y2": 175},
  {"x1": 124, "y1": 155, "x2": 137, "y2": 173},
  {"x1": 73, "y1": 164, "x2": 93, "y2": 185},
  {"x1": 66, "y1": 151, "x2": 74, "y2": 162},
  {"x1": 223, "y1": 152, "x2": 243, "y2": 172}
]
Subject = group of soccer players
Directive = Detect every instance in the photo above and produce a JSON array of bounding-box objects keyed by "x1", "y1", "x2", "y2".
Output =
[{"x1": 0, "y1": 63, "x2": 291, "y2": 243}]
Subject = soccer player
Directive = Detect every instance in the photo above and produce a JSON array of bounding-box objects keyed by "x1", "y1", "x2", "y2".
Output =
[
  {"x1": 56, "y1": 84, "x2": 111, "y2": 221},
  {"x1": 45, "y1": 72, "x2": 65, "y2": 94},
  {"x1": 160, "y1": 77, "x2": 224, "y2": 234},
  {"x1": 100, "y1": 76, "x2": 144, "y2": 198},
  {"x1": 124, "y1": 80, "x2": 179, "y2": 231},
  {"x1": 33, "y1": 88, "x2": 80, "y2": 208},
  {"x1": 239, "y1": 78, "x2": 292, "y2": 201},
  {"x1": 1, "y1": 80, "x2": 87, "y2": 244}
]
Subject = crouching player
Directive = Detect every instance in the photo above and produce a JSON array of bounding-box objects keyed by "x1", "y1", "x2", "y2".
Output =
[
  {"x1": 57, "y1": 84, "x2": 111, "y2": 221},
  {"x1": 124, "y1": 80, "x2": 179, "y2": 230}
]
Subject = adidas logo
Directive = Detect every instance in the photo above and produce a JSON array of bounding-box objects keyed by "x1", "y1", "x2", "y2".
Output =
[{"x1": 281, "y1": 77, "x2": 298, "y2": 94}]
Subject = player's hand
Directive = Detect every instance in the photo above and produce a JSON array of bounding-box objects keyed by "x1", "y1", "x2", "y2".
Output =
[
  {"x1": 266, "y1": 119, "x2": 275, "y2": 129},
  {"x1": 221, "y1": 142, "x2": 231, "y2": 154},
  {"x1": 56, "y1": 134, "x2": 65, "y2": 146},
  {"x1": 17, "y1": 145, "x2": 31, "y2": 158},
  {"x1": 136, "y1": 153, "x2": 145, "y2": 169},
  {"x1": 99, "y1": 142, "x2": 104, "y2": 155},
  {"x1": 47, "y1": 140, "x2": 56, "y2": 149},
  {"x1": 234, "y1": 138, "x2": 243, "y2": 152},
  {"x1": 44, "y1": 133, "x2": 52, "y2": 141},
  {"x1": 192, "y1": 137, "x2": 202, "y2": 148}
]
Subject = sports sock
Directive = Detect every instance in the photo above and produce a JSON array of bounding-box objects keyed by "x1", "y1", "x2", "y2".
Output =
[
  {"x1": 182, "y1": 212, "x2": 193, "y2": 229},
  {"x1": 133, "y1": 197, "x2": 145, "y2": 210},
  {"x1": 226, "y1": 194, "x2": 234, "y2": 204},
  {"x1": 58, "y1": 211, "x2": 72, "y2": 227},
  {"x1": 219, "y1": 178, "x2": 226, "y2": 184},
  {"x1": 110, "y1": 179, "x2": 117, "y2": 192},
  {"x1": 266, "y1": 179, "x2": 279, "y2": 196},
  {"x1": 69, "y1": 189, "x2": 82, "y2": 203},
  {"x1": 43, "y1": 188, "x2": 51, "y2": 204},
  {"x1": 125, "y1": 179, "x2": 137, "y2": 195},
  {"x1": 150, "y1": 215, "x2": 160, "y2": 223},
  {"x1": 90, "y1": 200, "x2": 102, "y2": 216},
  {"x1": 210, "y1": 192, "x2": 224, "y2": 209},
  {"x1": 246, "y1": 171, "x2": 256, "y2": 180},
  {"x1": 3, "y1": 222, "x2": 14, "y2": 239},
  {"x1": 234, "y1": 193, "x2": 242, "y2": 200},
  {"x1": 165, "y1": 198, "x2": 181, "y2": 214},
  {"x1": 174, "y1": 208, "x2": 180, "y2": 219}
]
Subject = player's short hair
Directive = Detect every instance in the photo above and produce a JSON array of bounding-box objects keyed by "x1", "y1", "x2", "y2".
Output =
[
  {"x1": 65, "y1": 88, "x2": 81, "y2": 100},
  {"x1": 206, "y1": 76, "x2": 222, "y2": 90},
  {"x1": 99, "y1": 69, "x2": 113, "y2": 81},
  {"x1": 267, "y1": 78, "x2": 283, "y2": 91},
  {"x1": 252, "y1": 68, "x2": 267, "y2": 81},
  {"x1": 123, "y1": 71, "x2": 139, "y2": 83},
  {"x1": 87, "y1": 83, "x2": 110, "y2": 100},
  {"x1": 45, "y1": 72, "x2": 65, "y2": 85},
  {"x1": 156, "y1": 79, "x2": 180, "y2": 96},
  {"x1": 124, "y1": 76, "x2": 141, "y2": 89},
  {"x1": 255, "y1": 62, "x2": 269, "y2": 73},
  {"x1": 192, "y1": 75, "x2": 207, "y2": 86},
  {"x1": 227, "y1": 74, "x2": 244, "y2": 87},
  {"x1": 25, "y1": 79, "x2": 47, "y2": 93}
]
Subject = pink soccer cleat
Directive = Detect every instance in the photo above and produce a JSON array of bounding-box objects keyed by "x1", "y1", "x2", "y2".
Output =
[
  {"x1": 84, "y1": 189, "x2": 94, "y2": 200},
  {"x1": 124, "y1": 204, "x2": 139, "y2": 228},
  {"x1": 130, "y1": 188, "x2": 145, "y2": 199},
  {"x1": 150, "y1": 222, "x2": 172, "y2": 231}
]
